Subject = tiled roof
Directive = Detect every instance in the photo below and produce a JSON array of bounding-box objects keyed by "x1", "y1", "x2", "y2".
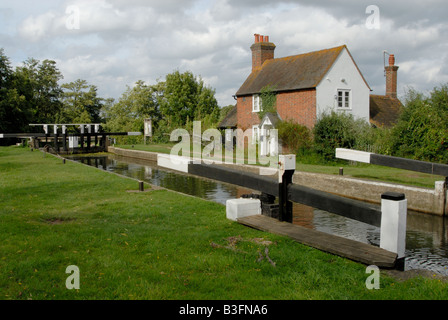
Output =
[
  {"x1": 369, "y1": 95, "x2": 404, "y2": 127},
  {"x1": 236, "y1": 45, "x2": 369, "y2": 96},
  {"x1": 217, "y1": 104, "x2": 237, "y2": 128}
]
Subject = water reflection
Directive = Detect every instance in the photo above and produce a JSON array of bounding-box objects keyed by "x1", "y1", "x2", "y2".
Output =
[
  {"x1": 294, "y1": 202, "x2": 448, "y2": 275},
  {"x1": 69, "y1": 154, "x2": 253, "y2": 204},
  {"x1": 67, "y1": 154, "x2": 448, "y2": 275}
]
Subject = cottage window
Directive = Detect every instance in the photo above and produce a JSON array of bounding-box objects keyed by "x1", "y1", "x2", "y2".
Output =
[
  {"x1": 252, "y1": 95, "x2": 261, "y2": 112},
  {"x1": 337, "y1": 89, "x2": 351, "y2": 109},
  {"x1": 252, "y1": 125, "x2": 259, "y2": 143}
]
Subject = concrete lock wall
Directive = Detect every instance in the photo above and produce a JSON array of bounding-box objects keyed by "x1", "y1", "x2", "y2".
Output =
[
  {"x1": 293, "y1": 172, "x2": 447, "y2": 216},
  {"x1": 108, "y1": 147, "x2": 447, "y2": 216},
  {"x1": 107, "y1": 146, "x2": 158, "y2": 162}
]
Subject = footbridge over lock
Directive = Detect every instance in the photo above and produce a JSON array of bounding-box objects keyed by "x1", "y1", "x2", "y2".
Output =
[{"x1": 0, "y1": 123, "x2": 141, "y2": 154}]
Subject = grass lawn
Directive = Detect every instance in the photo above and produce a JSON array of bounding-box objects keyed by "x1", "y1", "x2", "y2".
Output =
[
  {"x1": 116, "y1": 143, "x2": 444, "y2": 189},
  {"x1": 1, "y1": 146, "x2": 447, "y2": 300}
]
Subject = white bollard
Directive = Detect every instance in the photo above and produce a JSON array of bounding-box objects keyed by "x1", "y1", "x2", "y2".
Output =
[
  {"x1": 226, "y1": 198, "x2": 261, "y2": 221},
  {"x1": 380, "y1": 192, "x2": 407, "y2": 267}
]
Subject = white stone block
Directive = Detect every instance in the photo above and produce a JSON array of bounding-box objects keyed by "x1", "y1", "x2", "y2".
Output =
[
  {"x1": 380, "y1": 198, "x2": 407, "y2": 258},
  {"x1": 157, "y1": 154, "x2": 191, "y2": 173},
  {"x1": 279, "y1": 154, "x2": 296, "y2": 171},
  {"x1": 226, "y1": 198, "x2": 261, "y2": 221}
]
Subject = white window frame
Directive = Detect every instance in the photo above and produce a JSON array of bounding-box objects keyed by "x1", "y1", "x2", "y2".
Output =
[
  {"x1": 252, "y1": 94, "x2": 261, "y2": 112},
  {"x1": 252, "y1": 125, "x2": 259, "y2": 144},
  {"x1": 337, "y1": 89, "x2": 351, "y2": 109}
]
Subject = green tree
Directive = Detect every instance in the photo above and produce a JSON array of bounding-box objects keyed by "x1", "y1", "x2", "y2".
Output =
[
  {"x1": 103, "y1": 80, "x2": 160, "y2": 133},
  {"x1": 0, "y1": 49, "x2": 29, "y2": 134},
  {"x1": 13, "y1": 58, "x2": 63, "y2": 124},
  {"x1": 390, "y1": 86, "x2": 448, "y2": 163},
  {"x1": 157, "y1": 70, "x2": 219, "y2": 128},
  {"x1": 60, "y1": 79, "x2": 103, "y2": 123}
]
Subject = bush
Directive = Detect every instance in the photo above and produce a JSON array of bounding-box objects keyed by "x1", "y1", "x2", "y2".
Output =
[
  {"x1": 390, "y1": 86, "x2": 448, "y2": 163},
  {"x1": 313, "y1": 111, "x2": 357, "y2": 161},
  {"x1": 277, "y1": 120, "x2": 312, "y2": 154},
  {"x1": 312, "y1": 111, "x2": 385, "y2": 161}
]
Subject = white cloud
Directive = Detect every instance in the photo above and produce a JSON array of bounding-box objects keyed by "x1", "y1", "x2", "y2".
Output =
[{"x1": 4, "y1": 0, "x2": 448, "y2": 106}]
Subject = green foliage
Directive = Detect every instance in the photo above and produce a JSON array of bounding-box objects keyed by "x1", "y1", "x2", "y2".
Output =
[
  {"x1": 277, "y1": 120, "x2": 312, "y2": 154},
  {"x1": 313, "y1": 111, "x2": 357, "y2": 161},
  {"x1": 0, "y1": 48, "x2": 222, "y2": 145},
  {"x1": 0, "y1": 51, "x2": 64, "y2": 141},
  {"x1": 218, "y1": 104, "x2": 235, "y2": 123},
  {"x1": 390, "y1": 86, "x2": 448, "y2": 163},
  {"x1": 60, "y1": 79, "x2": 104, "y2": 124},
  {"x1": 312, "y1": 111, "x2": 385, "y2": 162},
  {"x1": 258, "y1": 85, "x2": 277, "y2": 120},
  {"x1": 157, "y1": 70, "x2": 220, "y2": 129},
  {"x1": 0, "y1": 49, "x2": 28, "y2": 135},
  {"x1": 103, "y1": 80, "x2": 159, "y2": 132},
  {"x1": 14, "y1": 58, "x2": 64, "y2": 124}
]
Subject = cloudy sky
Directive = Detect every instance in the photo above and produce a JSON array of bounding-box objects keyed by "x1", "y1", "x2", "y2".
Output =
[{"x1": 1, "y1": 0, "x2": 447, "y2": 107}]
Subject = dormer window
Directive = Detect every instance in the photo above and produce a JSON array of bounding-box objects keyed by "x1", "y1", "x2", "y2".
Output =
[{"x1": 252, "y1": 94, "x2": 261, "y2": 112}]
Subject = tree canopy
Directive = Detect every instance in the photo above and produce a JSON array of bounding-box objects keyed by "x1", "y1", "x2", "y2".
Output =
[{"x1": 0, "y1": 48, "x2": 222, "y2": 144}]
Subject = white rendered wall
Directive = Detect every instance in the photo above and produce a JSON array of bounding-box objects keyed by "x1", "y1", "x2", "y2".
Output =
[{"x1": 316, "y1": 47, "x2": 370, "y2": 122}]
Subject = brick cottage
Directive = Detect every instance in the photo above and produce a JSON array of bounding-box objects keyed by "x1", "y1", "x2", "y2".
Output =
[{"x1": 219, "y1": 34, "x2": 403, "y2": 155}]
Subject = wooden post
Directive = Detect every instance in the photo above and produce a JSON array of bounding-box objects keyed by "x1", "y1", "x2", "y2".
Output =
[
  {"x1": 139, "y1": 181, "x2": 144, "y2": 192},
  {"x1": 80, "y1": 134, "x2": 84, "y2": 150},
  {"x1": 102, "y1": 134, "x2": 107, "y2": 150},
  {"x1": 278, "y1": 155, "x2": 296, "y2": 223},
  {"x1": 62, "y1": 133, "x2": 67, "y2": 151},
  {"x1": 86, "y1": 125, "x2": 91, "y2": 151},
  {"x1": 444, "y1": 177, "x2": 448, "y2": 216},
  {"x1": 54, "y1": 133, "x2": 59, "y2": 152},
  {"x1": 380, "y1": 192, "x2": 407, "y2": 270},
  {"x1": 87, "y1": 134, "x2": 91, "y2": 151}
]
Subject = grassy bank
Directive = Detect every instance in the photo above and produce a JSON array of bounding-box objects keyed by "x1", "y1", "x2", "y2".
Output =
[
  {"x1": 116, "y1": 143, "x2": 444, "y2": 189},
  {"x1": 1, "y1": 146, "x2": 447, "y2": 300}
]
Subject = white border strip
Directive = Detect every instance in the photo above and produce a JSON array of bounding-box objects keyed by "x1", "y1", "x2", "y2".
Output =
[{"x1": 335, "y1": 148, "x2": 372, "y2": 164}]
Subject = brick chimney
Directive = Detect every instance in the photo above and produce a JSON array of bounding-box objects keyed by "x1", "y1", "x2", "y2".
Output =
[
  {"x1": 385, "y1": 54, "x2": 399, "y2": 98},
  {"x1": 251, "y1": 34, "x2": 276, "y2": 72}
]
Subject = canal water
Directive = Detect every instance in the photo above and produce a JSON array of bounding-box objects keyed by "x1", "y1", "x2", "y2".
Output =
[{"x1": 66, "y1": 154, "x2": 448, "y2": 276}]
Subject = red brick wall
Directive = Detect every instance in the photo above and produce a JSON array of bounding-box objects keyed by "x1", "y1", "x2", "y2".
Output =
[
  {"x1": 276, "y1": 89, "x2": 317, "y2": 129},
  {"x1": 236, "y1": 96, "x2": 260, "y2": 130},
  {"x1": 236, "y1": 89, "x2": 317, "y2": 130}
]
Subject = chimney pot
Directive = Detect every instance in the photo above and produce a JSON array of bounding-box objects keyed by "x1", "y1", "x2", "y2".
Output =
[
  {"x1": 265, "y1": 35, "x2": 269, "y2": 42},
  {"x1": 389, "y1": 54, "x2": 395, "y2": 66},
  {"x1": 254, "y1": 34, "x2": 260, "y2": 43}
]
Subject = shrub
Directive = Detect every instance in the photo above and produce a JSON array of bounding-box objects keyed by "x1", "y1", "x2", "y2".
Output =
[
  {"x1": 312, "y1": 111, "x2": 386, "y2": 161},
  {"x1": 277, "y1": 120, "x2": 312, "y2": 154},
  {"x1": 312, "y1": 111, "x2": 357, "y2": 161},
  {"x1": 390, "y1": 86, "x2": 448, "y2": 163}
]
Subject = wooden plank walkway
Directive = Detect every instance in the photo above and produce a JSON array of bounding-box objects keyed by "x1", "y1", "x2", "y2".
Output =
[{"x1": 237, "y1": 215, "x2": 398, "y2": 268}]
